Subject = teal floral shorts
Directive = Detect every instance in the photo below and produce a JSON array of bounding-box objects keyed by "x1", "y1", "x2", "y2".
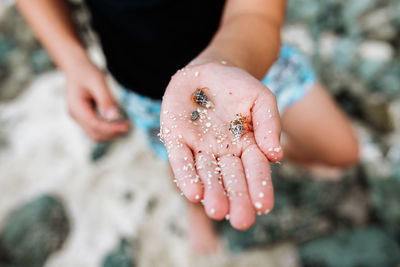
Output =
[{"x1": 121, "y1": 45, "x2": 316, "y2": 161}]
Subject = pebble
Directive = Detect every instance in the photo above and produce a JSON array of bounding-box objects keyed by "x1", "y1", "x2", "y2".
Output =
[{"x1": 191, "y1": 110, "x2": 199, "y2": 121}]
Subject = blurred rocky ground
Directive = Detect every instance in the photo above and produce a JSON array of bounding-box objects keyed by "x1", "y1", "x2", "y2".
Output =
[
  {"x1": 0, "y1": 0, "x2": 400, "y2": 266},
  {"x1": 221, "y1": 0, "x2": 400, "y2": 265}
]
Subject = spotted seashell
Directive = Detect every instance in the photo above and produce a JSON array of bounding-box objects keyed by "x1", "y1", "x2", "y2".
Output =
[
  {"x1": 192, "y1": 88, "x2": 214, "y2": 109},
  {"x1": 230, "y1": 115, "x2": 244, "y2": 140}
]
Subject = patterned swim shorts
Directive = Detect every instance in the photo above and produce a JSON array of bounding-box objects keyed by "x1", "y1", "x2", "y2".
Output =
[{"x1": 121, "y1": 45, "x2": 317, "y2": 161}]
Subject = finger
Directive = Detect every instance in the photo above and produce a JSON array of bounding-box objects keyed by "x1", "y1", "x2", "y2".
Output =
[
  {"x1": 252, "y1": 91, "x2": 283, "y2": 162},
  {"x1": 218, "y1": 154, "x2": 255, "y2": 230},
  {"x1": 166, "y1": 143, "x2": 203, "y2": 203},
  {"x1": 73, "y1": 96, "x2": 130, "y2": 140},
  {"x1": 241, "y1": 144, "x2": 274, "y2": 214},
  {"x1": 195, "y1": 152, "x2": 229, "y2": 220},
  {"x1": 88, "y1": 78, "x2": 121, "y2": 121}
]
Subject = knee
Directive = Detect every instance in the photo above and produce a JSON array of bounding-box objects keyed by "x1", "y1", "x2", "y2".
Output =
[{"x1": 324, "y1": 136, "x2": 360, "y2": 168}]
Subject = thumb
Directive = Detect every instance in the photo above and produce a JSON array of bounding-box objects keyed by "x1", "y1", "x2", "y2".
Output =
[
  {"x1": 90, "y1": 78, "x2": 120, "y2": 121},
  {"x1": 252, "y1": 91, "x2": 283, "y2": 162}
]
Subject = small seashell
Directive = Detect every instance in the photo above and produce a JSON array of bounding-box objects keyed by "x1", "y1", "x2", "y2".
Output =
[
  {"x1": 191, "y1": 88, "x2": 214, "y2": 109},
  {"x1": 191, "y1": 110, "x2": 199, "y2": 121},
  {"x1": 229, "y1": 114, "x2": 249, "y2": 140}
]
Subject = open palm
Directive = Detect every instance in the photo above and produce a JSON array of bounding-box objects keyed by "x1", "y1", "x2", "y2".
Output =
[{"x1": 161, "y1": 63, "x2": 283, "y2": 230}]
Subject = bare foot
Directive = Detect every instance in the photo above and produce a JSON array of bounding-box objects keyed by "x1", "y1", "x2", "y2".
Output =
[{"x1": 187, "y1": 202, "x2": 219, "y2": 254}]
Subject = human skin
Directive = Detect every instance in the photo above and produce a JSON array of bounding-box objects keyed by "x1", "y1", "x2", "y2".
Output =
[
  {"x1": 16, "y1": 0, "x2": 131, "y2": 141},
  {"x1": 161, "y1": 63, "x2": 282, "y2": 230},
  {"x1": 160, "y1": 0, "x2": 287, "y2": 230},
  {"x1": 16, "y1": 0, "x2": 287, "y2": 230}
]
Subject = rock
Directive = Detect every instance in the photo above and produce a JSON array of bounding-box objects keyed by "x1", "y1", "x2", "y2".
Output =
[
  {"x1": 318, "y1": 32, "x2": 338, "y2": 60},
  {"x1": 358, "y1": 60, "x2": 390, "y2": 84},
  {"x1": 342, "y1": 0, "x2": 377, "y2": 35},
  {"x1": 0, "y1": 39, "x2": 14, "y2": 65},
  {"x1": 91, "y1": 142, "x2": 112, "y2": 161},
  {"x1": 388, "y1": 99, "x2": 400, "y2": 132},
  {"x1": 29, "y1": 49, "x2": 53, "y2": 74},
  {"x1": 356, "y1": 40, "x2": 394, "y2": 83},
  {"x1": 359, "y1": 120, "x2": 400, "y2": 239},
  {"x1": 0, "y1": 6, "x2": 55, "y2": 102},
  {"x1": 367, "y1": 174, "x2": 400, "y2": 240},
  {"x1": 0, "y1": 195, "x2": 70, "y2": 266},
  {"x1": 358, "y1": 125, "x2": 393, "y2": 179},
  {"x1": 374, "y1": 64, "x2": 400, "y2": 97},
  {"x1": 227, "y1": 243, "x2": 300, "y2": 267},
  {"x1": 285, "y1": 0, "x2": 321, "y2": 23},
  {"x1": 282, "y1": 25, "x2": 315, "y2": 55},
  {"x1": 336, "y1": 187, "x2": 370, "y2": 226},
  {"x1": 361, "y1": 7, "x2": 398, "y2": 40},
  {"x1": 102, "y1": 238, "x2": 136, "y2": 267},
  {"x1": 360, "y1": 94, "x2": 394, "y2": 133},
  {"x1": 333, "y1": 37, "x2": 361, "y2": 71},
  {"x1": 333, "y1": 88, "x2": 364, "y2": 118},
  {"x1": 218, "y1": 165, "x2": 365, "y2": 252},
  {"x1": 300, "y1": 227, "x2": 400, "y2": 267}
]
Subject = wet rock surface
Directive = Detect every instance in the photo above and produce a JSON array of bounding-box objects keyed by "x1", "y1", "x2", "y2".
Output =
[
  {"x1": 102, "y1": 239, "x2": 136, "y2": 267},
  {"x1": 218, "y1": 166, "x2": 370, "y2": 252},
  {"x1": 0, "y1": 6, "x2": 54, "y2": 102},
  {"x1": 300, "y1": 227, "x2": 400, "y2": 267},
  {"x1": 0, "y1": 195, "x2": 70, "y2": 266}
]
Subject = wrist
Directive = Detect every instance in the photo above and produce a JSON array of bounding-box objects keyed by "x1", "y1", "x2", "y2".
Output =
[
  {"x1": 192, "y1": 41, "x2": 273, "y2": 80},
  {"x1": 56, "y1": 42, "x2": 93, "y2": 77},
  {"x1": 64, "y1": 57, "x2": 98, "y2": 81},
  {"x1": 190, "y1": 48, "x2": 242, "y2": 70},
  {"x1": 191, "y1": 13, "x2": 282, "y2": 79}
]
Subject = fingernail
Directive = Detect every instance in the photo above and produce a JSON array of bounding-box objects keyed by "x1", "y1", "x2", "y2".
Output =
[{"x1": 105, "y1": 108, "x2": 119, "y2": 121}]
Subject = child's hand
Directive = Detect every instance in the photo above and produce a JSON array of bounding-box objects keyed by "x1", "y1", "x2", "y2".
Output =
[
  {"x1": 65, "y1": 61, "x2": 130, "y2": 141},
  {"x1": 161, "y1": 62, "x2": 283, "y2": 230}
]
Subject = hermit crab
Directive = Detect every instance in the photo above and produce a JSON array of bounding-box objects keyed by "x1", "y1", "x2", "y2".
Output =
[
  {"x1": 229, "y1": 114, "x2": 250, "y2": 140},
  {"x1": 191, "y1": 87, "x2": 214, "y2": 109}
]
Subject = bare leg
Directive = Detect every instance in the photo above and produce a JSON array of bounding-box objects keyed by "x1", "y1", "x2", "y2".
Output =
[
  {"x1": 280, "y1": 82, "x2": 359, "y2": 169},
  {"x1": 168, "y1": 167, "x2": 218, "y2": 254},
  {"x1": 186, "y1": 202, "x2": 219, "y2": 254}
]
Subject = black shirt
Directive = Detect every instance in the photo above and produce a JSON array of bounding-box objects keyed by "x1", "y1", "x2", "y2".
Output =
[{"x1": 85, "y1": 0, "x2": 225, "y2": 99}]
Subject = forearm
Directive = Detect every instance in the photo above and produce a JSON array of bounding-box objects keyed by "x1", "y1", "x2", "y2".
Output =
[
  {"x1": 194, "y1": 0, "x2": 286, "y2": 79},
  {"x1": 16, "y1": 0, "x2": 89, "y2": 75}
]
